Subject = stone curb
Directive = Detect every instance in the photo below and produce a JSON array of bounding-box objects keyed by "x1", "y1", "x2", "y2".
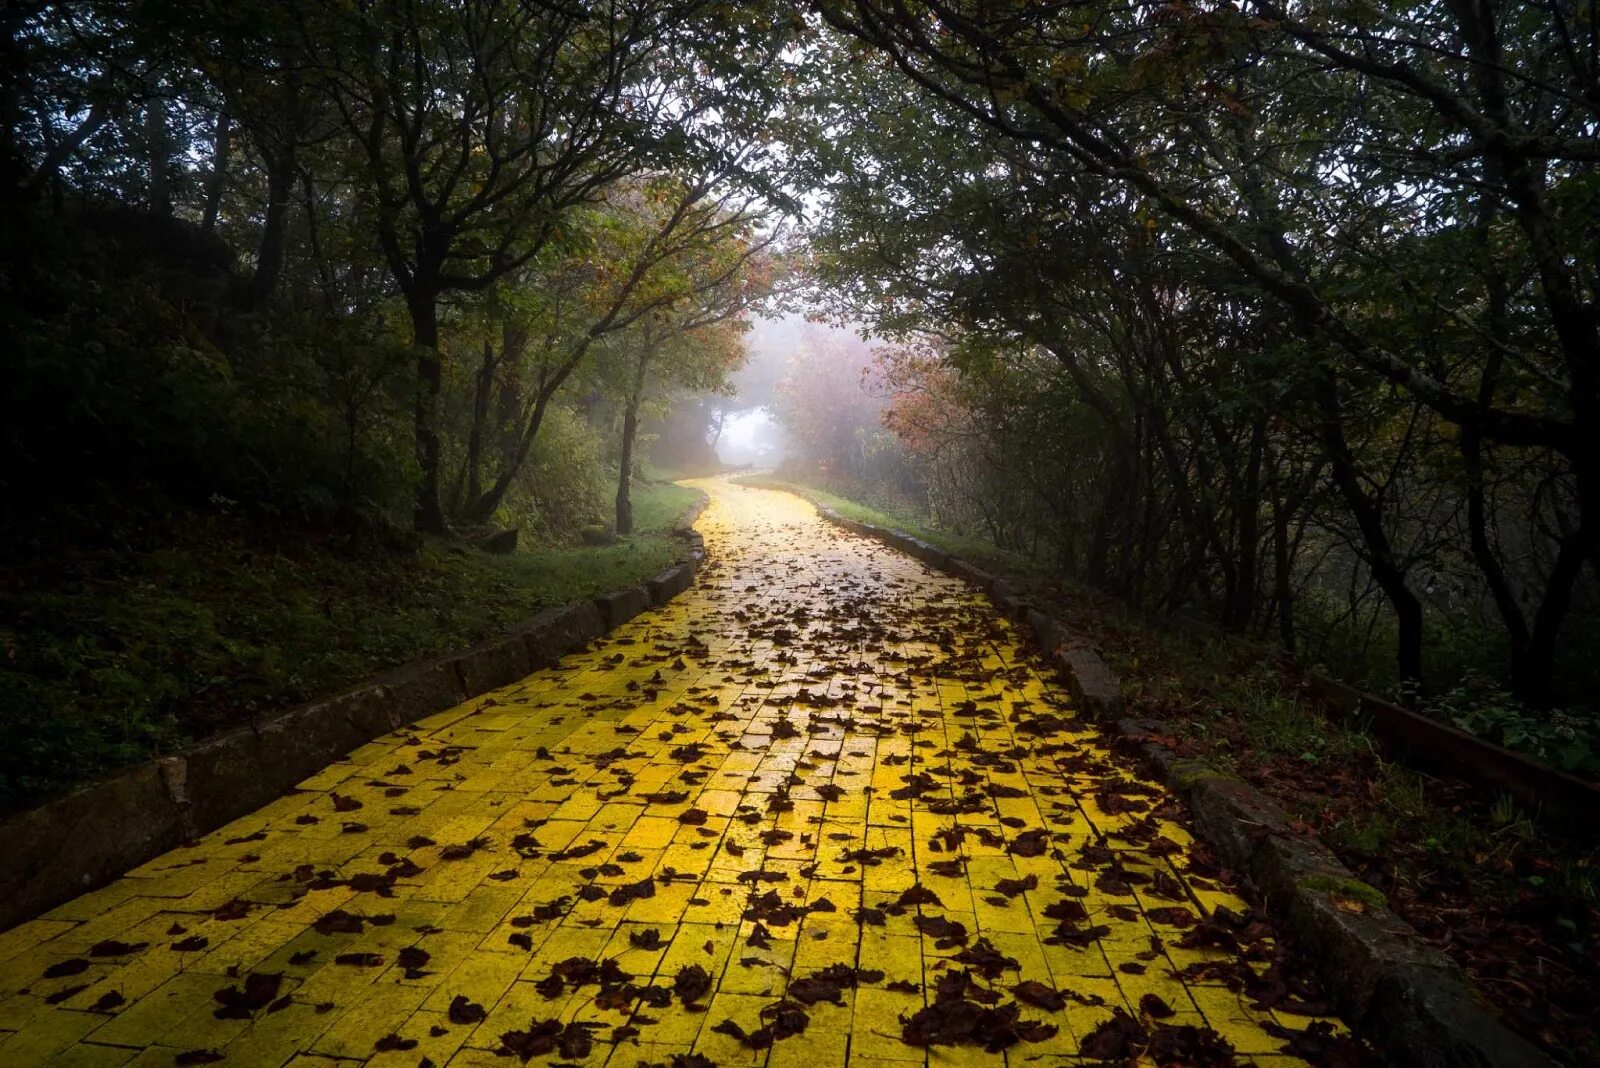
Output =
[
  {"x1": 796, "y1": 495, "x2": 1559, "y2": 1068},
  {"x1": 0, "y1": 500, "x2": 710, "y2": 934},
  {"x1": 595, "y1": 585, "x2": 651, "y2": 629}
]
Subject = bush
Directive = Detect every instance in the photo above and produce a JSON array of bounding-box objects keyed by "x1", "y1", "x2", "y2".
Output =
[
  {"x1": 1425, "y1": 673, "x2": 1600, "y2": 778},
  {"x1": 507, "y1": 405, "x2": 611, "y2": 539},
  {"x1": 0, "y1": 205, "x2": 415, "y2": 526}
]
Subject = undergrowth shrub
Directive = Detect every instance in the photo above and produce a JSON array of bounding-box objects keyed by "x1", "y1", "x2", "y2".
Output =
[
  {"x1": 509, "y1": 405, "x2": 610, "y2": 539},
  {"x1": 1425, "y1": 673, "x2": 1600, "y2": 777}
]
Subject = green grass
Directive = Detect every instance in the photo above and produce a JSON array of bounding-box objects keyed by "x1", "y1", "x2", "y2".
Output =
[{"x1": 0, "y1": 481, "x2": 702, "y2": 813}]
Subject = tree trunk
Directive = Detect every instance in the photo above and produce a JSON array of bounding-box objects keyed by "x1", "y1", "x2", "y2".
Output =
[
  {"x1": 1271, "y1": 483, "x2": 1296, "y2": 655},
  {"x1": 300, "y1": 170, "x2": 336, "y2": 308},
  {"x1": 467, "y1": 389, "x2": 552, "y2": 524},
  {"x1": 343, "y1": 399, "x2": 361, "y2": 492},
  {"x1": 1509, "y1": 451, "x2": 1599, "y2": 706},
  {"x1": 144, "y1": 96, "x2": 170, "y2": 215},
  {"x1": 1516, "y1": 532, "x2": 1587, "y2": 706},
  {"x1": 34, "y1": 105, "x2": 64, "y2": 214},
  {"x1": 1085, "y1": 489, "x2": 1114, "y2": 587},
  {"x1": 201, "y1": 110, "x2": 230, "y2": 233},
  {"x1": 240, "y1": 151, "x2": 294, "y2": 308},
  {"x1": 1228, "y1": 417, "x2": 1266, "y2": 630},
  {"x1": 408, "y1": 292, "x2": 448, "y2": 534},
  {"x1": 23, "y1": 101, "x2": 110, "y2": 200},
  {"x1": 465, "y1": 333, "x2": 604, "y2": 524},
  {"x1": 464, "y1": 339, "x2": 496, "y2": 513},
  {"x1": 615, "y1": 351, "x2": 651, "y2": 536},
  {"x1": 616, "y1": 399, "x2": 640, "y2": 535},
  {"x1": 1314, "y1": 376, "x2": 1424, "y2": 692}
]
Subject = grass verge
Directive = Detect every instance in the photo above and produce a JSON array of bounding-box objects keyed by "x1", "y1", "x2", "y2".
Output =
[{"x1": 0, "y1": 481, "x2": 703, "y2": 814}]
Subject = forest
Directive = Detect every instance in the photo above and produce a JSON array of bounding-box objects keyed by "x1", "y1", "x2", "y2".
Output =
[
  {"x1": 2, "y1": 1, "x2": 1599, "y2": 1065},
  {"x1": 1, "y1": 0, "x2": 789, "y2": 807},
  {"x1": 765, "y1": 0, "x2": 1600, "y2": 776}
]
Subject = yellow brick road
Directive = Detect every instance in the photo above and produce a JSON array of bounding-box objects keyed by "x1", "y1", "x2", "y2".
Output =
[{"x1": 0, "y1": 480, "x2": 1346, "y2": 1066}]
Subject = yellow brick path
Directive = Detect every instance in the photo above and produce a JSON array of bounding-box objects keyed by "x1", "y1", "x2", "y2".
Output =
[{"x1": 0, "y1": 480, "x2": 1342, "y2": 1066}]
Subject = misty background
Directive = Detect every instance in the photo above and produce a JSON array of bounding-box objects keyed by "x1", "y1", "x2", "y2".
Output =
[{"x1": 678, "y1": 312, "x2": 890, "y2": 473}]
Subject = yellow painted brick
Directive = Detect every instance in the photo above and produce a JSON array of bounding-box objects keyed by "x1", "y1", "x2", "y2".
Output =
[
  {"x1": 0, "y1": 480, "x2": 1333, "y2": 1068},
  {"x1": 0, "y1": 1009, "x2": 114, "y2": 1068}
]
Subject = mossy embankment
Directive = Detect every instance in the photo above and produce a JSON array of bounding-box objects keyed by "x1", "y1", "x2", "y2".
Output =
[{"x1": 0, "y1": 482, "x2": 703, "y2": 814}]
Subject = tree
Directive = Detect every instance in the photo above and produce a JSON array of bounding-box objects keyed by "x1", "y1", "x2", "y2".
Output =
[
  {"x1": 449, "y1": 170, "x2": 778, "y2": 528},
  {"x1": 773, "y1": 324, "x2": 889, "y2": 486},
  {"x1": 301, "y1": 0, "x2": 789, "y2": 531},
  {"x1": 800, "y1": 0, "x2": 1598, "y2": 703},
  {"x1": 607, "y1": 233, "x2": 776, "y2": 532}
]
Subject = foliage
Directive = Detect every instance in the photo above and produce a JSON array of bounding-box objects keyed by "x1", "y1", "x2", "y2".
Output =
[
  {"x1": 1, "y1": 0, "x2": 789, "y2": 803},
  {"x1": 771, "y1": 324, "x2": 889, "y2": 484},
  {"x1": 1427, "y1": 674, "x2": 1600, "y2": 778},
  {"x1": 509, "y1": 405, "x2": 611, "y2": 540},
  {"x1": 0, "y1": 206, "x2": 415, "y2": 524},
  {"x1": 5, "y1": 0, "x2": 787, "y2": 535},
  {"x1": 761, "y1": 3, "x2": 1600, "y2": 713}
]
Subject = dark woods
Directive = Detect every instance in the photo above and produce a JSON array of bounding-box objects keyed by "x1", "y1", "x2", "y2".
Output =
[
  {"x1": 1, "y1": 0, "x2": 785, "y2": 540},
  {"x1": 0, "y1": 1, "x2": 792, "y2": 808}
]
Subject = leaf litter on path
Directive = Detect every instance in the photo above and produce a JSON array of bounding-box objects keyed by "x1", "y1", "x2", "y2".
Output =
[{"x1": 0, "y1": 480, "x2": 1368, "y2": 1067}]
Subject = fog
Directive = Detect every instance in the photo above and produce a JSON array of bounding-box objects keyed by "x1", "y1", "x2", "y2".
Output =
[
  {"x1": 715, "y1": 311, "x2": 875, "y2": 468},
  {"x1": 716, "y1": 407, "x2": 782, "y2": 467}
]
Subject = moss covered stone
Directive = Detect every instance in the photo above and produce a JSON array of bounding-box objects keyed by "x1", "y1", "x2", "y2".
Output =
[{"x1": 1299, "y1": 873, "x2": 1389, "y2": 909}]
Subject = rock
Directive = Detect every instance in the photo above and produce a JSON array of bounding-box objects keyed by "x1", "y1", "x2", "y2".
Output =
[
  {"x1": 594, "y1": 586, "x2": 650, "y2": 630},
  {"x1": 513, "y1": 602, "x2": 606, "y2": 668},
  {"x1": 647, "y1": 564, "x2": 693, "y2": 605},
  {"x1": 1055, "y1": 643, "x2": 1124, "y2": 718}
]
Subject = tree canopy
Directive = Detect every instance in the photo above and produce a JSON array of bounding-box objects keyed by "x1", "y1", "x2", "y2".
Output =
[
  {"x1": 4, "y1": 0, "x2": 787, "y2": 542},
  {"x1": 757, "y1": 1, "x2": 1599, "y2": 713}
]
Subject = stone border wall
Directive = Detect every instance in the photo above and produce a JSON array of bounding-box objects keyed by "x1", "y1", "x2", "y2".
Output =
[
  {"x1": 803, "y1": 496, "x2": 1557, "y2": 1068},
  {"x1": 0, "y1": 502, "x2": 709, "y2": 934}
]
